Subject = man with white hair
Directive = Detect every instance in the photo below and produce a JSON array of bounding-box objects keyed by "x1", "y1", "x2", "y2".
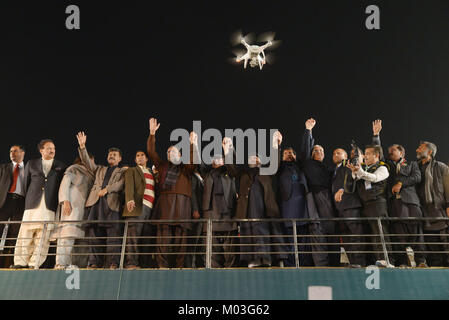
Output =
[
  {"x1": 299, "y1": 118, "x2": 338, "y2": 266},
  {"x1": 416, "y1": 141, "x2": 449, "y2": 266}
]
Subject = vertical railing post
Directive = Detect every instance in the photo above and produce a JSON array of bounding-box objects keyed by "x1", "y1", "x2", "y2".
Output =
[
  {"x1": 34, "y1": 222, "x2": 48, "y2": 270},
  {"x1": 206, "y1": 219, "x2": 212, "y2": 269},
  {"x1": 377, "y1": 217, "x2": 391, "y2": 266},
  {"x1": 0, "y1": 219, "x2": 10, "y2": 251},
  {"x1": 292, "y1": 220, "x2": 299, "y2": 268},
  {"x1": 119, "y1": 221, "x2": 129, "y2": 270}
]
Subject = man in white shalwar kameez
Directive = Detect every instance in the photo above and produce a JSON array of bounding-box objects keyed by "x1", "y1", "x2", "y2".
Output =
[{"x1": 12, "y1": 140, "x2": 66, "y2": 269}]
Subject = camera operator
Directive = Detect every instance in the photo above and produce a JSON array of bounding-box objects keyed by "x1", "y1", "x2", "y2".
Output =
[{"x1": 347, "y1": 142, "x2": 395, "y2": 268}]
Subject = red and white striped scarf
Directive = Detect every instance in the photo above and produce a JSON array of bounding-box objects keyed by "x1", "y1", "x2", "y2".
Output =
[{"x1": 140, "y1": 166, "x2": 155, "y2": 209}]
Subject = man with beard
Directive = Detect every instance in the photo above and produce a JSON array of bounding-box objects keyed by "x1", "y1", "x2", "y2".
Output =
[
  {"x1": 274, "y1": 131, "x2": 327, "y2": 267},
  {"x1": 300, "y1": 118, "x2": 338, "y2": 266},
  {"x1": 372, "y1": 120, "x2": 427, "y2": 268},
  {"x1": 235, "y1": 144, "x2": 287, "y2": 268},
  {"x1": 197, "y1": 137, "x2": 238, "y2": 268},
  {"x1": 332, "y1": 147, "x2": 366, "y2": 268},
  {"x1": 416, "y1": 141, "x2": 449, "y2": 266},
  {"x1": 77, "y1": 132, "x2": 127, "y2": 269},
  {"x1": 148, "y1": 118, "x2": 195, "y2": 268}
]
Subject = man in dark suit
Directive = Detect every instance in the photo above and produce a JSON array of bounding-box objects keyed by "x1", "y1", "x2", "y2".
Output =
[
  {"x1": 0, "y1": 145, "x2": 26, "y2": 268},
  {"x1": 300, "y1": 118, "x2": 339, "y2": 266},
  {"x1": 332, "y1": 147, "x2": 366, "y2": 267},
  {"x1": 274, "y1": 131, "x2": 327, "y2": 267},
  {"x1": 372, "y1": 120, "x2": 427, "y2": 267},
  {"x1": 13, "y1": 139, "x2": 66, "y2": 269}
]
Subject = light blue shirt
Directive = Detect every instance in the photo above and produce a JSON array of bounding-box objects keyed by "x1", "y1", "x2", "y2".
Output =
[{"x1": 11, "y1": 161, "x2": 25, "y2": 196}]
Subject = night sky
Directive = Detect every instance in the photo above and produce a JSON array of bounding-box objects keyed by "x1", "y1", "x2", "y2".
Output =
[{"x1": 1, "y1": 0, "x2": 448, "y2": 167}]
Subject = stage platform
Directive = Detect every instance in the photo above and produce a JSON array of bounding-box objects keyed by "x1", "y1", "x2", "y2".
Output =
[{"x1": 0, "y1": 267, "x2": 448, "y2": 300}]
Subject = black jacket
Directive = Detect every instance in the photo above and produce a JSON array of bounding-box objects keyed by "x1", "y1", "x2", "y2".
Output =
[
  {"x1": 373, "y1": 134, "x2": 421, "y2": 206},
  {"x1": 0, "y1": 163, "x2": 14, "y2": 209},
  {"x1": 299, "y1": 129, "x2": 333, "y2": 193},
  {"x1": 24, "y1": 158, "x2": 66, "y2": 212},
  {"x1": 332, "y1": 162, "x2": 362, "y2": 211}
]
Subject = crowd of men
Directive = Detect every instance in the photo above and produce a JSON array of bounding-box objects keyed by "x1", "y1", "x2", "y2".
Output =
[{"x1": 0, "y1": 117, "x2": 448, "y2": 270}]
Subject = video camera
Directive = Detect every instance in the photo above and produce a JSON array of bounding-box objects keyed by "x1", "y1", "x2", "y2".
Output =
[{"x1": 350, "y1": 139, "x2": 361, "y2": 166}]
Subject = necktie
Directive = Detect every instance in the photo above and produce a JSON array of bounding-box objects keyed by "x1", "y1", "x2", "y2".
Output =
[{"x1": 9, "y1": 164, "x2": 20, "y2": 193}]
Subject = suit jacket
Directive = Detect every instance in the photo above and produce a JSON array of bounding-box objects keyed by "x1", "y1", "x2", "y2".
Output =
[
  {"x1": 79, "y1": 147, "x2": 127, "y2": 212},
  {"x1": 122, "y1": 166, "x2": 155, "y2": 217},
  {"x1": 372, "y1": 134, "x2": 421, "y2": 206},
  {"x1": 202, "y1": 168, "x2": 237, "y2": 213},
  {"x1": 331, "y1": 163, "x2": 362, "y2": 212},
  {"x1": 24, "y1": 158, "x2": 66, "y2": 212},
  {"x1": 235, "y1": 168, "x2": 280, "y2": 219},
  {"x1": 0, "y1": 163, "x2": 14, "y2": 209}
]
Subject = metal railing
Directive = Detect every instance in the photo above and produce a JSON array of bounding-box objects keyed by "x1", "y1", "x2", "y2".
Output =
[{"x1": 1, "y1": 217, "x2": 449, "y2": 270}]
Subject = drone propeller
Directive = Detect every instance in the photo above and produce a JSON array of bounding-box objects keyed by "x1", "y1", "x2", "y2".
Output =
[
  {"x1": 257, "y1": 31, "x2": 282, "y2": 50},
  {"x1": 257, "y1": 31, "x2": 276, "y2": 42},
  {"x1": 230, "y1": 30, "x2": 256, "y2": 46},
  {"x1": 231, "y1": 48, "x2": 246, "y2": 58},
  {"x1": 265, "y1": 52, "x2": 276, "y2": 65}
]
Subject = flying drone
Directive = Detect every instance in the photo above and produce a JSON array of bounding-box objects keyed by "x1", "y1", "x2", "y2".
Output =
[{"x1": 230, "y1": 31, "x2": 281, "y2": 70}]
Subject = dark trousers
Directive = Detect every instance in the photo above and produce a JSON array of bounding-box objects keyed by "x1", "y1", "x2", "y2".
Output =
[
  {"x1": 156, "y1": 224, "x2": 188, "y2": 268},
  {"x1": 124, "y1": 207, "x2": 152, "y2": 267},
  {"x1": 392, "y1": 222, "x2": 426, "y2": 265},
  {"x1": 0, "y1": 194, "x2": 25, "y2": 268},
  {"x1": 87, "y1": 226, "x2": 121, "y2": 267},
  {"x1": 284, "y1": 224, "x2": 314, "y2": 267},
  {"x1": 209, "y1": 230, "x2": 237, "y2": 268},
  {"x1": 184, "y1": 221, "x2": 205, "y2": 268},
  {"x1": 313, "y1": 190, "x2": 339, "y2": 266},
  {"x1": 362, "y1": 201, "x2": 395, "y2": 265},
  {"x1": 338, "y1": 208, "x2": 366, "y2": 267},
  {"x1": 423, "y1": 227, "x2": 449, "y2": 267}
]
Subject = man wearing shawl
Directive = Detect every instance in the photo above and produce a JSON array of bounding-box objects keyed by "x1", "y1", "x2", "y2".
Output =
[{"x1": 147, "y1": 118, "x2": 195, "y2": 268}]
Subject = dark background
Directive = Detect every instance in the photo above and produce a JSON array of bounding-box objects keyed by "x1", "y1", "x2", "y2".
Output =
[{"x1": 1, "y1": 0, "x2": 448, "y2": 167}]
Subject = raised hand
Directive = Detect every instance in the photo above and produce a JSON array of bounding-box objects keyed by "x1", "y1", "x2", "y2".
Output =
[
  {"x1": 305, "y1": 118, "x2": 316, "y2": 130},
  {"x1": 149, "y1": 118, "x2": 161, "y2": 135},
  {"x1": 77, "y1": 132, "x2": 87, "y2": 149},
  {"x1": 222, "y1": 137, "x2": 233, "y2": 154},
  {"x1": 372, "y1": 119, "x2": 382, "y2": 136},
  {"x1": 190, "y1": 131, "x2": 198, "y2": 145},
  {"x1": 272, "y1": 130, "x2": 282, "y2": 149}
]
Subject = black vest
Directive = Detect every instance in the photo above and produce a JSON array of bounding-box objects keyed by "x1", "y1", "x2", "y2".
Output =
[{"x1": 357, "y1": 162, "x2": 388, "y2": 203}]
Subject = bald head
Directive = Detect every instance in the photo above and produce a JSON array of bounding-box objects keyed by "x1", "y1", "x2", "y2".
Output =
[{"x1": 332, "y1": 148, "x2": 347, "y2": 165}]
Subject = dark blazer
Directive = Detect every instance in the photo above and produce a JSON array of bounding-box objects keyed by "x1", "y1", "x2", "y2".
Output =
[
  {"x1": 373, "y1": 134, "x2": 421, "y2": 206},
  {"x1": 331, "y1": 163, "x2": 362, "y2": 212},
  {"x1": 276, "y1": 161, "x2": 308, "y2": 202},
  {"x1": 0, "y1": 163, "x2": 13, "y2": 209},
  {"x1": 202, "y1": 168, "x2": 237, "y2": 213},
  {"x1": 387, "y1": 160, "x2": 421, "y2": 206},
  {"x1": 235, "y1": 168, "x2": 280, "y2": 219},
  {"x1": 24, "y1": 158, "x2": 66, "y2": 212},
  {"x1": 122, "y1": 166, "x2": 155, "y2": 217}
]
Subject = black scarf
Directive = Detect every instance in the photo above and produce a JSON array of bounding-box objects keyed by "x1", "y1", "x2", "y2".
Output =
[{"x1": 162, "y1": 163, "x2": 180, "y2": 189}]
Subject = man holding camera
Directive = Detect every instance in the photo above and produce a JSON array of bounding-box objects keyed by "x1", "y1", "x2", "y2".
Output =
[
  {"x1": 332, "y1": 147, "x2": 366, "y2": 267},
  {"x1": 347, "y1": 140, "x2": 395, "y2": 268}
]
